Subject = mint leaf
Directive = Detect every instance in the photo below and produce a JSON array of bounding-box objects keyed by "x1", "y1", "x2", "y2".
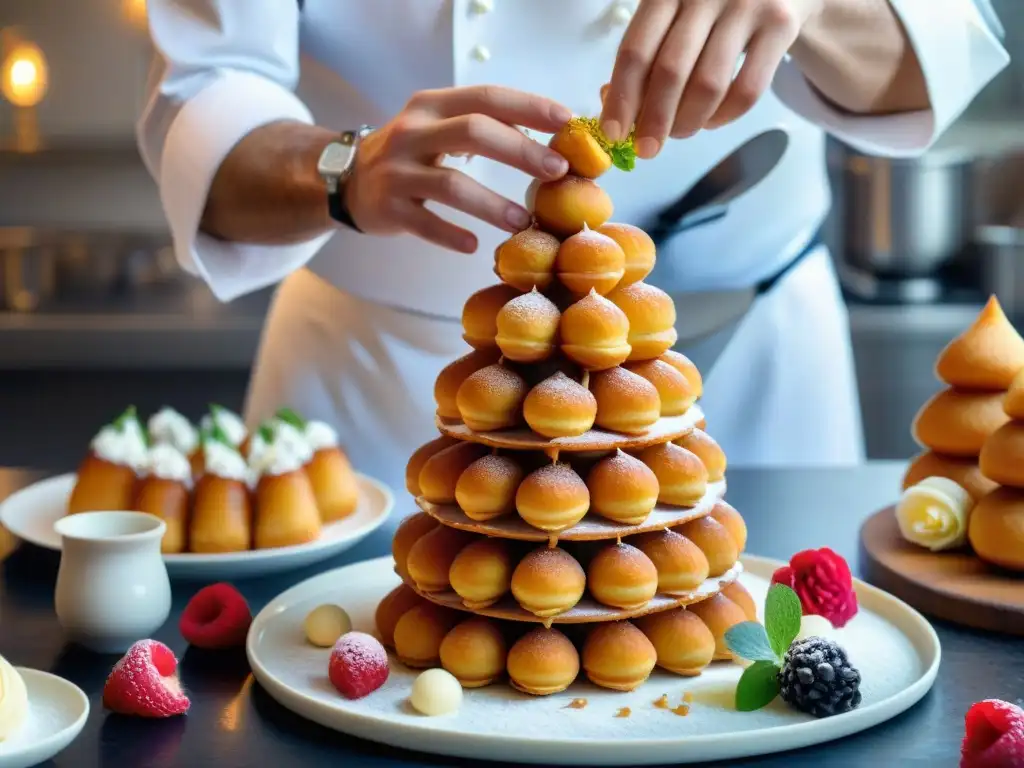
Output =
[
  {"x1": 112, "y1": 405, "x2": 138, "y2": 432},
  {"x1": 610, "y1": 144, "x2": 636, "y2": 172},
  {"x1": 725, "y1": 621, "x2": 777, "y2": 663},
  {"x1": 735, "y1": 660, "x2": 781, "y2": 712},
  {"x1": 201, "y1": 422, "x2": 233, "y2": 448},
  {"x1": 258, "y1": 421, "x2": 275, "y2": 445},
  {"x1": 765, "y1": 584, "x2": 802, "y2": 658},
  {"x1": 275, "y1": 407, "x2": 306, "y2": 430}
]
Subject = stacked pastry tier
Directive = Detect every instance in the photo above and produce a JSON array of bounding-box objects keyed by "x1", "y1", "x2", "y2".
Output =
[{"x1": 376, "y1": 581, "x2": 757, "y2": 693}]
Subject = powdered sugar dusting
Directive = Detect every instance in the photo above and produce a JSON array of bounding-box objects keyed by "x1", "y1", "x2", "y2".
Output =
[
  {"x1": 558, "y1": 228, "x2": 624, "y2": 269},
  {"x1": 591, "y1": 542, "x2": 658, "y2": 581},
  {"x1": 528, "y1": 373, "x2": 594, "y2": 405},
  {"x1": 332, "y1": 631, "x2": 388, "y2": 671},
  {"x1": 562, "y1": 293, "x2": 629, "y2": 336},
  {"x1": 508, "y1": 227, "x2": 560, "y2": 256},
  {"x1": 464, "y1": 454, "x2": 523, "y2": 485},
  {"x1": 523, "y1": 462, "x2": 587, "y2": 496},
  {"x1": 498, "y1": 290, "x2": 560, "y2": 327},
  {"x1": 517, "y1": 546, "x2": 585, "y2": 583},
  {"x1": 464, "y1": 365, "x2": 528, "y2": 398},
  {"x1": 592, "y1": 367, "x2": 659, "y2": 401}
]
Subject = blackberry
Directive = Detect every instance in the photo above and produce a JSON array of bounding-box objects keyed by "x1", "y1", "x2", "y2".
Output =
[{"x1": 777, "y1": 637, "x2": 862, "y2": 718}]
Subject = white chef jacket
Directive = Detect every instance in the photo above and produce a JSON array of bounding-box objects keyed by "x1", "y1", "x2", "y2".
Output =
[{"x1": 137, "y1": 0, "x2": 1007, "y2": 514}]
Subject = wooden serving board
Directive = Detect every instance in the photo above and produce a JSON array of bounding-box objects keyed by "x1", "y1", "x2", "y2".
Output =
[{"x1": 860, "y1": 506, "x2": 1024, "y2": 636}]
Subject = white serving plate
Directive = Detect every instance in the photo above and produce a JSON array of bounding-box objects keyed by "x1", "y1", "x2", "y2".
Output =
[
  {"x1": 0, "y1": 668, "x2": 89, "y2": 768},
  {"x1": 0, "y1": 472, "x2": 393, "y2": 580},
  {"x1": 246, "y1": 554, "x2": 941, "y2": 766}
]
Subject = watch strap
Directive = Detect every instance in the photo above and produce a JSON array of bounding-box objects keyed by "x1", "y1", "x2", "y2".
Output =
[{"x1": 328, "y1": 182, "x2": 362, "y2": 232}]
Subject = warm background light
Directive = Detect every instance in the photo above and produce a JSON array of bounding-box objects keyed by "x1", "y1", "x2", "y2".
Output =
[
  {"x1": 123, "y1": 0, "x2": 148, "y2": 27},
  {"x1": 1, "y1": 41, "x2": 48, "y2": 108}
]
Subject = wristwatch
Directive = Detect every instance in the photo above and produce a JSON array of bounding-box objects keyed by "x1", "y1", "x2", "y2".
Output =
[{"x1": 317, "y1": 125, "x2": 375, "y2": 231}]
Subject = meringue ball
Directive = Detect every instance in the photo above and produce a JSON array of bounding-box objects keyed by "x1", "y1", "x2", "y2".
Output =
[
  {"x1": 795, "y1": 614, "x2": 835, "y2": 642},
  {"x1": 410, "y1": 668, "x2": 464, "y2": 716},
  {"x1": 304, "y1": 604, "x2": 352, "y2": 647}
]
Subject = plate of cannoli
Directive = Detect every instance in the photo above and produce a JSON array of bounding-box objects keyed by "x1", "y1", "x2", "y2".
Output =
[{"x1": 0, "y1": 405, "x2": 393, "y2": 579}]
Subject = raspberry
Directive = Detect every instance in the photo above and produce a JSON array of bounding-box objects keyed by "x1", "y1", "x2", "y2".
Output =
[
  {"x1": 102, "y1": 640, "x2": 190, "y2": 718},
  {"x1": 328, "y1": 631, "x2": 389, "y2": 699},
  {"x1": 179, "y1": 583, "x2": 252, "y2": 649},
  {"x1": 962, "y1": 699, "x2": 1024, "y2": 768}
]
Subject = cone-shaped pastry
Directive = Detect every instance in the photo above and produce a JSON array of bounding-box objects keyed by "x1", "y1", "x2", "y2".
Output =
[
  {"x1": 511, "y1": 546, "x2": 586, "y2": 616},
  {"x1": 548, "y1": 117, "x2": 615, "y2": 179},
  {"x1": 507, "y1": 627, "x2": 580, "y2": 695},
  {"x1": 659, "y1": 351, "x2": 703, "y2": 401},
  {"x1": 639, "y1": 442, "x2": 708, "y2": 506},
  {"x1": 675, "y1": 429, "x2": 726, "y2": 482},
  {"x1": 134, "y1": 443, "x2": 192, "y2": 554},
  {"x1": 607, "y1": 282, "x2": 678, "y2": 361},
  {"x1": 68, "y1": 406, "x2": 148, "y2": 515},
  {"x1": 555, "y1": 223, "x2": 626, "y2": 297},
  {"x1": 440, "y1": 617, "x2": 508, "y2": 688},
  {"x1": 250, "y1": 434, "x2": 321, "y2": 549},
  {"x1": 406, "y1": 525, "x2": 474, "y2": 593},
  {"x1": 419, "y1": 441, "x2": 489, "y2": 504},
  {"x1": 302, "y1": 420, "x2": 359, "y2": 522},
  {"x1": 435, "y1": 349, "x2": 502, "y2": 420},
  {"x1": 582, "y1": 621, "x2": 657, "y2": 691},
  {"x1": 708, "y1": 500, "x2": 747, "y2": 553},
  {"x1": 515, "y1": 463, "x2": 590, "y2": 531},
  {"x1": 935, "y1": 296, "x2": 1024, "y2": 390},
  {"x1": 631, "y1": 529, "x2": 710, "y2": 594},
  {"x1": 531, "y1": 175, "x2": 613, "y2": 238},
  {"x1": 596, "y1": 223, "x2": 656, "y2": 286},
  {"x1": 375, "y1": 584, "x2": 425, "y2": 648},
  {"x1": 902, "y1": 450, "x2": 998, "y2": 502},
  {"x1": 455, "y1": 453, "x2": 524, "y2": 521},
  {"x1": 1005, "y1": 368, "x2": 1024, "y2": 420},
  {"x1": 720, "y1": 582, "x2": 757, "y2": 622},
  {"x1": 462, "y1": 283, "x2": 522, "y2": 350},
  {"x1": 494, "y1": 227, "x2": 560, "y2": 291},
  {"x1": 912, "y1": 388, "x2": 1009, "y2": 457},
  {"x1": 587, "y1": 542, "x2": 658, "y2": 609},
  {"x1": 560, "y1": 289, "x2": 632, "y2": 371},
  {"x1": 589, "y1": 366, "x2": 661, "y2": 434},
  {"x1": 585, "y1": 449, "x2": 659, "y2": 525},
  {"x1": 626, "y1": 359, "x2": 694, "y2": 416},
  {"x1": 406, "y1": 435, "x2": 461, "y2": 496},
  {"x1": 393, "y1": 603, "x2": 461, "y2": 668},
  {"x1": 523, "y1": 372, "x2": 597, "y2": 438},
  {"x1": 148, "y1": 406, "x2": 199, "y2": 461},
  {"x1": 675, "y1": 516, "x2": 738, "y2": 577},
  {"x1": 449, "y1": 537, "x2": 514, "y2": 609},
  {"x1": 687, "y1": 593, "x2": 748, "y2": 659},
  {"x1": 190, "y1": 439, "x2": 253, "y2": 553},
  {"x1": 495, "y1": 288, "x2": 561, "y2": 363},
  {"x1": 456, "y1": 364, "x2": 529, "y2": 431},
  {"x1": 392, "y1": 512, "x2": 439, "y2": 581},
  {"x1": 980, "y1": 422, "x2": 1024, "y2": 488},
  {"x1": 634, "y1": 608, "x2": 716, "y2": 676},
  {"x1": 968, "y1": 487, "x2": 1024, "y2": 571}
]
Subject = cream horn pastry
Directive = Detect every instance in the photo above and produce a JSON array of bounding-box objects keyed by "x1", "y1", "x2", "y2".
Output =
[
  {"x1": 135, "y1": 442, "x2": 192, "y2": 554},
  {"x1": 250, "y1": 428, "x2": 322, "y2": 549},
  {"x1": 68, "y1": 406, "x2": 148, "y2": 515},
  {"x1": 190, "y1": 437, "x2": 253, "y2": 553},
  {"x1": 301, "y1": 418, "x2": 359, "y2": 522}
]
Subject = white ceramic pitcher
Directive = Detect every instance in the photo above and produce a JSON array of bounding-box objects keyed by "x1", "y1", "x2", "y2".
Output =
[{"x1": 53, "y1": 511, "x2": 171, "y2": 654}]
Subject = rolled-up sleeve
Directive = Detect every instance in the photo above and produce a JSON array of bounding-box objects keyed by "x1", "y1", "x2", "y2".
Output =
[
  {"x1": 138, "y1": 0, "x2": 332, "y2": 301},
  {"x1": 771, "y1": 0, "x2": 1009, "y2": 157}
]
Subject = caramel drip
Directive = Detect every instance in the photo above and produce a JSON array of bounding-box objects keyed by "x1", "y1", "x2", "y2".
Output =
[
  {"x1": 565, "y1": 698, "x2": 588, "y2": 710},
  {"x1": 653, "y1": 694, "x2": 670, "y2": 709},
  {"x1": 546, "y1": 447, "x2": 560, "y2": 464},
  {"x1": 581, "y1": 370, "x2": 591, "y2": 390},
  {"x1": 615, "y1": 707, "x2": 631, "y2": 718},
  {"x1": 543, "y1": 617, "x2": 554, "y2": 630},
  {"x1": 547, "y1": 533, "x2": 558, "y2": 549},
  {"x1": 671, "y1": 704, "x2": 690, "y2": 716},
  {"x1": 682, "y1": 692, "x2": 693, "y2": 704}
]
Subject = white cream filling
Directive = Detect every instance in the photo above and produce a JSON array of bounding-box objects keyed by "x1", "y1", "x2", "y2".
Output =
[
  {"x1": 305, "y1": 420, "x2": 339, "y2": 451},
  {"x1": 200, "y1": 407, "x2": 247, "y2": 447},
  {"x1": 144, "y1": 443, "x2": 193, "y2": 487},
  {"x1": 203, "y1": 440, "x2": 252, "y2": 484},
  {"x1": 148, "y1": 407, "x2": 199, "y2": 455},
  {"x1": 91, "y1": 418, "x2": 149, "y2": 472}
]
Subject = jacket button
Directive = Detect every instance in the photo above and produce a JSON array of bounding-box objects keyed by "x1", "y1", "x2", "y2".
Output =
[
  {"x1": 610, "y1": 2, "x2": 634, "y2": 25},
  {"x1": 470, "y1": 44, "x2": 491, "y2": 62},
  {"x1": 470, "y1": 0, "x2": 493, "y2": 13}
]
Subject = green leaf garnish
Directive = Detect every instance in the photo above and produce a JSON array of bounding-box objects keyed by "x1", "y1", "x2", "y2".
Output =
[
  {"x1": 201, "y1": 422, "x2": 233, "y2": 449},
  {"x1": 765, "y1": 584, "x2": 802, "y2": 659},
  {"x1": 112, "y1": 405, "x2": 138, "y2": 432},
  {"x1": 735, "y1": 660, "x2": 781, "y2": 712},
  {"x1": 571, "y1": 116, "x2": 637, "y2": 173},
  {"x1": 275, "y1": 407, "x2": 306, "y2": 430},
  {"x1": 725, "y1": 621, "x2": 778, "y2": 664},
  {"x1": 609, "y1": 143, "x2": 636, "y2": 172},
  {"x1": 258, "y1": 421, "x2": 276, "y2": 445}
]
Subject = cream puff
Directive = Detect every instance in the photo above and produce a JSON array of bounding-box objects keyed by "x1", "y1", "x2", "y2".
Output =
[
  {"x1": 375, "y1": 583, "x2": 426, "y2": 648},
  {"x1": 902, "y1": 450, "x2": 998, "y2": 502},
  {"x1": 455, "y1": 453, "x2": 524, "y2": 521},
  {"x1": 506, "y1": 627, "x2": 580, "y2": 695},
  {"x1": 406, "y1": 435, "x2": 461, "y2": 496},
  {"x1": 515, "y1": 463, "x2": 591, "y2": 531},
  {"x1": 675, "y1": 429, "x2": 726, "y2": 483},
  {"x1": 687, "y1": 593, "x2": 748, "y2": 659},
  {"x1": 589, "y1": 366, "x2": 661, "y2": 434},
  {"x1": 596, "y1": 222, "x2": 656, "y2": 286},
  {"x1": 634, "y1": 608, "x2": 716, "y2": 676},
  {"x1": 68, "y1": 406, "x2": 148, "y2": 515},
  {"x1": 559, "y1": 289, "x2": 632, "y2": 371},
  {"x1": 250, "y1": 433, "x2": 322, "y2": 549},
  {"x1": 587, "y1": 542, "x2": 659, "y2": 610},
  {"x1": 548, "y1": 118, "x2": 613, "y2": 179},
  {"x1": 585, "y1": 449, "x2": 660, "y2": 525},
  {"x1": 582, "y1": 621, "x2": 657, "y2": 691},
  {"x1": 631, "y1": 529, "x2": 710, "y2": 595},
  {"x1": 980, "y1": 422, "x2": 1024, "y2": 488},
  {"x1": 392, "y1": 512, "x2": 440, "y2": 581},
  {"x1": 531, "y1": 175, "x2": 614, "y2": 239},
  {"x1": 405, "y1": 524, "x2": 475, "y2": 593},
  {"x1": 418, "y1": 441, "x2": 490, "y2": 504},
  {"x1": 1005, "y1": 368, "x2": 1024, "y2": 420},
  {"x1": 968, "y1": 486, "x2": 1024, "y2": 572},
  {"x1": 523, "y1": 372, "x2": 597, "y2": 438},
  {"x1": 449, "y1": 537, "x2": 514, "y2": 609},
  {"x1": 134, "y1": 442, "x2": 192, "y2": 554},
  {"x1": 190, "y1": 438, "x2": 253, "y2": 553},
  {"x1": 303, "y1": 419, "x2": 359, "y2": 522},
  {"x1": 912, "y1": 388, "x2": 1009, "y2": 457},
  {"x1": 720, "y1": 582, "x2": 758, "y2": 622},
  {"x1": 462, "y1": 283, "x2": 523, "y2": 350},
  {"x1": 675, "y1": 516, "x2": 738, "y2": 578},
  {"x1": 456, "y1": 364, "x2": 530, "y2": 431},
  {"x1": 495, "y1": 288, "x2": 561, "y2": 363},
  {"x1": 708, "y1": 500, "x2": 747, "y2": 553},
  {"x1": 510, "y1": 546, "x2": 586, "y2": 616},
  {"x1": 555, "y1": 224, "x2": 626, "y2": 297},
  {"x1": 393, "y1": 603, "x2": 461, "y2": 668},
  {"x1": 935, "y1": 295, "x2": 1024, "y2": 390},
  {"x1": 440, "y1": 617, "x2": 508, "y2": 688},
  {"x1": 434, "y1": 349, "x2": 503, "y2": 420},
  {"x1": 625, "y1": 359, "x2": 694, "y2": 416},
  {"x1": 659, "y1": 351, "x2": 703, "y2": 401},
  {"x1": 639, "y1": 442, "x2": 708, "y2": 507},
  {"x1": 607, "y1": 282, "x2": 678, "y2": 361},
  {"x1": 494, "y1": 227, "x2": 561, "y2": 291}
]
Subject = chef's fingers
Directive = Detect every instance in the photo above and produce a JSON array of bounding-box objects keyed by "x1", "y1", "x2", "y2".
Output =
[
  {"x1": 600, "y1": 0, "x2": 681, "y2": 143},
  {"x1": 706, "y1": 24, "x2": 792, "y2": 129},
  {"x1": 409, "y1": 86, "x2": 572, "y2": 133},
  {"x1": 670, "y1": 5, "x2": 756, "y2": 138},
  {"x1": 398, "y1": 200, "x2": 479, "y2": 254},
  {"x1": 400, "y1": 165, "x2": 532, "y2": 235},
  {"x1": 634, "y1": 2, "x2": 718, "y2": 158},
  {"x1": 409, "y1": 114, "x2": 568, "y2": 180}
]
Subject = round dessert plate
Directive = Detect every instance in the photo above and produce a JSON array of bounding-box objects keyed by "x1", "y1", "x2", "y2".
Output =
[
  {"x1": 0, "y1": 668, "x2": 89, "y2": 768},
  {"x1": 0, "y1": 472, "x2": 394, "y2": 580},
  {"x1": 417, "y1": 480, "x2": 726, "y2": 542},
  {"x1": 436, "y1": 404, "x2": 703, "y2": 452},
  {"x1": 247, "y1": 554, "x2": 941, "y2": 766}
]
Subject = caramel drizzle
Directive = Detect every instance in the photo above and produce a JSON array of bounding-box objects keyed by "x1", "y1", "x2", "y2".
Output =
[
  {"x1": 614, "y1": 707, "x2": 631, "y2": 718},
  {"x1": 581, "y1": 370, "x2": 591, "y2": 390},
  {"x1": 653, "y1": 694, "x2": 670, "y2": 709},
  {"x1": 565, "y1": 698, "x2": 588, "y2": 710},
  {"x1": 671, "y1": 705, "x2": 690, "y2": 716}
]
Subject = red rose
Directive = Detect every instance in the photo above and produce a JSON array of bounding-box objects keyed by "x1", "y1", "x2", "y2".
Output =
[{"x1": 771, "y1": 547, "x2": 858, "y2": 628}]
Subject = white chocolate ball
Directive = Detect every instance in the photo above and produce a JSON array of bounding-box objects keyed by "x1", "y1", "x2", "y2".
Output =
[
  {"x1": 409, "y1": 668, "x2": 463, "y2": 716},
  {"x1": 795, "y1": 614, "x2": 835, "y2": 643},
  {"x1": 304, "y1": 604, "x2": 352, "y2": 647}
]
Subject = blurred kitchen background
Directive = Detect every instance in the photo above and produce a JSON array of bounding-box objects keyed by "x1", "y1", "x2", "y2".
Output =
[{"x1": 0, "y1": 0, "x2": 1022, "y2": 469}]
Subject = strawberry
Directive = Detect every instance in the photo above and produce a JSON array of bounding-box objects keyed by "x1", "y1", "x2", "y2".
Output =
[
  {"x1": 179, "y1": 583, "x2": 252, "y2": 649},
  {"x1": 103, "y1": 640, "x2": 190, "y2": 718},
  {"x1": 328, "y1": 631, "x2": 389, "y2": 699},
  {"x1": 962, "y1": 699, "x2": 1024, "y2": 768}
]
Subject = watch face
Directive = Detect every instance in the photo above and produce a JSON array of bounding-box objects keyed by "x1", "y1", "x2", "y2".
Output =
[{"x1": 317, "y1": 142, "x2": 354, "y2": 177}]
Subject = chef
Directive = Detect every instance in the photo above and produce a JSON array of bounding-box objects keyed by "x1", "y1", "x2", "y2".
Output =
[{"x1": 138, "y1": 0, "x2": 1006, "y2": 510}]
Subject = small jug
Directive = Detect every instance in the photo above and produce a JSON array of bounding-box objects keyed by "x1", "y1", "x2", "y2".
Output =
[{"x1": 54, "y1": 511, "x2": 171, "y2": 654}]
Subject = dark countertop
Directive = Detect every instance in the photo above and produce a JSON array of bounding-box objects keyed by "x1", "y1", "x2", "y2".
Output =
[{"x1": 3, "y1": 461, "x2": 1022, "y2": 767}]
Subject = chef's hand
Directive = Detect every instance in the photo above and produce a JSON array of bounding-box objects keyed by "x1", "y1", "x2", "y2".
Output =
[
  {"x1": 601, "y1": 0, "x2": 823, "y2": 157},
  {"x1": 345, "y1": 86, "x2": 572, "y2": 253}
]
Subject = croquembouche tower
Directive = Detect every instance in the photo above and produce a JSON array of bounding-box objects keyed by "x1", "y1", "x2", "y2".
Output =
[{"x1": 374, "y1": 119, "x2": 756, "y2": 695}]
